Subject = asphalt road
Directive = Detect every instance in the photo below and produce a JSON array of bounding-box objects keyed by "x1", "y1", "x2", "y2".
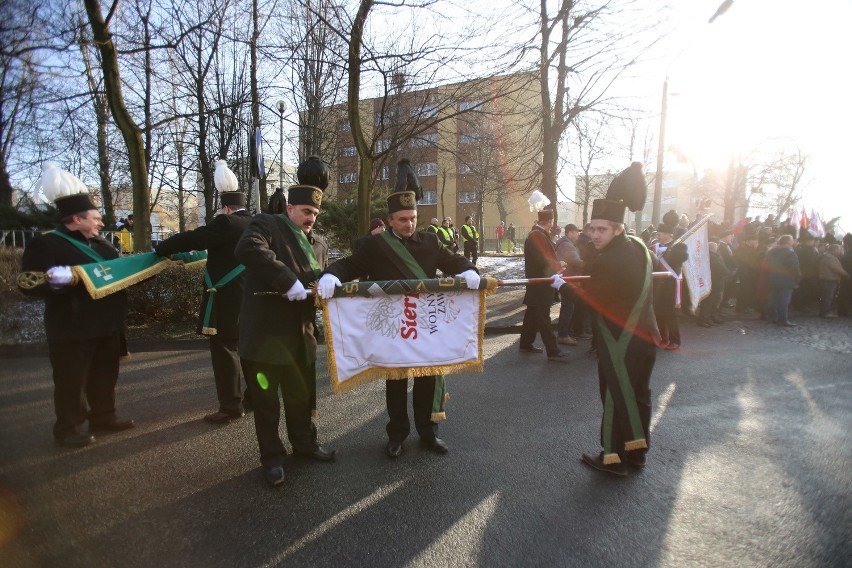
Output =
[{"x1": 1, "y1": 317, "x2": 850, "y2": 567}]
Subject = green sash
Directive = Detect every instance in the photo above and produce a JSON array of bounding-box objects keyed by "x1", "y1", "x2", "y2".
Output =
[
  {"x1": 379, "y1": 231, "x2": 448, "y2": 421},
  {"x1": 597, "y1": 235, "x2": 652, "y2": 463},
  {"x1": 71, "y1": 251, "x2": 208, "y2": 299},
  {"x1": 49, "y1": 230, "x2": 107, "y2": 263},
  {"x1": 201, "y1": 264, "x2": 245, "y2": 335},
  {"x1": 278, "y1": 214, "x2": 321, "y2": 280}
]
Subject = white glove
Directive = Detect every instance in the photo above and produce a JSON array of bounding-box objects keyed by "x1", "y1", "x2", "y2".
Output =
[
  {"x1": 285, "y1": 280, "x2": 308, "y2": 301},
  {"x1": 317, "y1": 273, "x2": 341, "y2": 299},
  {"x1": 550, "y1": 273, "x2": 565, "y2": 291},
  {"x1": 457, "y1": 269, "x2": 480, "y2": 290},
  {"x1": 46, "y1": 266, "x2": 74, "y2": 287}
]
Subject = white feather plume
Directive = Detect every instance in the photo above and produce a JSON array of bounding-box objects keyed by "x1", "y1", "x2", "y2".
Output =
[
  {"x1": 528, "y1": 189, "x2": 550, "y2": 213},
  {"x1": 214, "y1": 159, "x2": 238, "y2": 193},
  {"x1": 42, "y1": 162, "x2": 88, "y2": 202}
]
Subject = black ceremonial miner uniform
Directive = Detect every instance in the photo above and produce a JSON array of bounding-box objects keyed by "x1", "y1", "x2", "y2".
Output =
[
  {"x1": 235, "y1": 213, "x2": 328, "y2": 468},
  {"x1": 520, "y1": 224, "x2": 562, "y2": 355},
  {"x1": 154, "y1": 210, "x2": 252, "y2": 416},
  {"x1": 19, "y1": 226, "x2": 128, "y2": 439},
  {"x1": 323, "y1": 230, "x2": 475, "y2": 444}
]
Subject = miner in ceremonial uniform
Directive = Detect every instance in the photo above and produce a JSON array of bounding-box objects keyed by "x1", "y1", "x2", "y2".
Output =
[
  {"x1": 155, "y1": 160, "x2": 252, "y2": 424},
  {"x1": 552, "y1": 162, "x2": 659, "y2": 476},
  {"x1": 235, "y1": 156, "x2": 335, "y2": 488},
  {"x1": 317, "y1": 159, "x2": 480, "y2": 459},
  {"x1": 19, "y1": 163, "x2": 134, "y2": 448},
  {"x1": 520, "y1": 191, "x2": 570, "y2": 362}
]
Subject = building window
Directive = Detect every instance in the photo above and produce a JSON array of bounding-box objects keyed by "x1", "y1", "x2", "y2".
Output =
[
  {"x1": 340, "y1": 146, "x2": 356, "y2": 157},
  {"x1": 415, "y1": 162, "x2": 438, "y2": 177},
  {"x1": 413, "y1": 102, "x2": 440, "y2": 119},
  {"x1": 418, "y1": 191, "x2": 437, "y2": 205},
  {"x1": 375, "y1": 138, "x2": 390, "y2": 153},
  {"x1": 459, "y1": 163, "x2": 472, "y2": 174},
  {"x1": 377, "y1": 166, "x2": 389, "y2": 181},
  {"x1": 340, "y1": 119, "x2": 351, "y2": 131},
  {"x1": 410, "y1": 133, "x2": 438, "y2": 148},
  {"x1": 375, "y1": 111, "x2": 400, "y2": 127},
  {"x1": 459, "y1": 133, "x2": 479, "y2": 145},
  {"x1": 339, "y1": 172, "x2": 357, "y2": 184},
  {"x1": 459, "y1": 100, "x2": 482, "y2": 112},
  {"x1": 458, "y1": 191, "x2": 478, "y2": 203}
]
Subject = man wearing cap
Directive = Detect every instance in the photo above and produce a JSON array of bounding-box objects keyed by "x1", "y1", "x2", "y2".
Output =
[
  {"x1": 155, "y1": 160, "x2": 252, "y2": 424},
  {"x1": 19, "y1": 166, "x2": 134, "y2": 448},
  {"x1": 519, "y1": 208, "x2": 570, "y2": 362},
  {"x1": 554, "y1": 223, "x2": 583, "y2": 347},
  {"x1": 551, "y1": 162, "x2": 658, "y2": 476},
  {"x1": 317, "y1": 160, "x2": 480, "y2": 459},
  {"x1": 235, "y1": 156, "x2": 336, "y2": 488},
  {"x1": 460, "y1": 215, "x2": 480, "y2": 266}
]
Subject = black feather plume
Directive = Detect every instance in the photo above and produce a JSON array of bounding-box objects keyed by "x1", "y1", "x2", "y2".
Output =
[{"x1": 606, "y1": 162, "x2": 647, "y2": 212}]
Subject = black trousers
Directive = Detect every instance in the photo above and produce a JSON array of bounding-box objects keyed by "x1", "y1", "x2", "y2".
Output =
[
  {"x1": 656, "y1": 312, "x2": 681, "y2": 345},
  {"x1": 208, "y1": 335, "x2": 245, "y2": 415},
  {"x1": 386, "y1": 377, "x2": 438, "y2": 443},
  {"x1": 520, "y1": 304, "x2": 559, "y2": 355},
  {"x1": 243, "y1": 358, "x2": 317, "y2": 468},
  {"x1": 463, "y1": 242, "x2": 478, "y2": 265},
  {"x1": 48, "y1": 335, "x2": 121, "y2": 439}
]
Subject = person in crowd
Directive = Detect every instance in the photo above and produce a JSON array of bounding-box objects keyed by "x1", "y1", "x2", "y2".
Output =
[
  {"x1": 496, "y1": 220, "x2": 505, "y2": 253},
  {"x1": 554, "y1": 223, "x2": 583, "y2": 346},
  {"x1": 317, "y1": 161, "x2": 479, "y2": 459},
  {"x1": 460, "y1": 215, "x2": 480, "y2": 266},
  {"x1": 437, "y1": 218, "x2": 458, "y2": 252},
  {"x1": 718, "y1": 230, "x2": 738, "y2": 310},
  {"x1": 734, "y1": 228, "x2": 761, "y2": 313},
  {"x1": 793, "y1": 232, "x2": 820, "y2": 313},
  {"x1": 839, "y1": 234, "x2": 852, "y2": 316},
  {"x1": 116, "y1": 214, "x2": 134, "y2": 254},
  {"x1": 267, "y1": 185, "x2": 287, "y2": 214},
  {"x1": 817, "y1": 243, "x2": 849, "y2": 317},
  {"x1": 571, "y1": 223, "x2": 597, "y2": 341},
  {"x1": 425, "y1": 217, "x2": 441, "y2": 237},
  {"x1": 235, "y1": 156, "x2": 336, "y2": 488},
  {"x1": 19, "y1": 164, "x2": 134, "y2": 448},
  {"x1": 519, "y1": 202, "x2": 570, "y2": 363},
  {"x1": 154, "y1": 160, "x2": 252, "y2": 424},
  {"x1": 766, "y1": 235, "x2": 800, "y2": 327},
  {"x1": 507, "y1": 222, "x2": 517, "y2": 252},
  {"x1": 353, "y1": 218, "x2": 386, "y2": 254},
  {"x1": 552, "y1": 162, "x2": 657, "y2": 476},
  {"x1": 653, "y1": 240, "x2": 688, "y2": 350},
  {"x1": 697, "y1": 242, "x2": 732, "y2": 327}
]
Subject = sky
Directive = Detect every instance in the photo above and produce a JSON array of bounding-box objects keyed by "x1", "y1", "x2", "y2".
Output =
[{"x1": 649, "y1": 0, "x2": 851, "y2": 231}]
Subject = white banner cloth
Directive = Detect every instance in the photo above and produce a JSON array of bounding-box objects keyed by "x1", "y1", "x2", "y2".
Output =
[
  {"x1": 681, "y1": 222, "x2": 712, "y2": 312},
  {"x1": 323, "y1": 288, "x2": 485, "y2": 394}
]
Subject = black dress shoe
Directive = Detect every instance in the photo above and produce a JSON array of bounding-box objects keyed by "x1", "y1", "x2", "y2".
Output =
[
  {"x1": 519, "y1": 346, "x2": 543, "y2": 353},
  {"x1": 295, "y1": 446, "x2": 337, "y2": 462},
  {"x1": 56, "y1": 432, "x2": 96, "y2": 448},
  {"x1": 89, "y1": 418, "x2": 135, "y2": 433},
  {"x1": 420, "y1": 437, "x2": 449, "y2": 454},
  {"x1": 203, "y1": 411, "x2": 244, "y2": 424},
  {"x1": 547, "y1": 352, "x2": 571, "y2": 363},
  {"x1": 581, "y1": 453, "x2": 627, "y2": 477},
  {"x1": 624, "y1": 453, "x2": 646, "y2": 468},
  {"x1": 265, "y1": 465, "x2": 286, "y2": 487},
  {"x1": 386, "y1": 441, "x2": 404, "y2": 458}
]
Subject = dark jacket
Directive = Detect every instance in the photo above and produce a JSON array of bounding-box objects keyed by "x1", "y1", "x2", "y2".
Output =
[
  {"x1": 155, "y1": 210, "x2": 251, "y2": 337},
  {"x1": 709, "y1": 250, "x2": 732, "y2": 292},
  {"x1": 523, "y1": 224, "x2": 561, "y2": 307},
  {"x1": 324, "y1": 230, "x2": 474, "y2": 283},
  {"x1": 768, "y1": 245, "x2": 801, "y2": 289},
  {"x1": 235, "y1": 213, "x2": 328, "y2": 365},
  {"x1": 795, "y1": 244, "x2": 819, "y2": 279},
  {"x1": 19, "y1": 226, "x2": 127, "y2": 343}
]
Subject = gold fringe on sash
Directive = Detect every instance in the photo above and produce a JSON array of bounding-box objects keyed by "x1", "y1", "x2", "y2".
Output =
[
  {"x1": 624, "y1": 439, "x2": 648, "y2": 451},
  {"x1": 431, "y1": 411, "x2": 447, "y2": 421},
  {"x1": 201, "y1": 327, "x2": 218, "y2": 336},
  {"x1": 321, "y1": 288, "x2": 489, "y2": 396},
  {"x1": 602, "y1": 453, "x2": 622, "y2": 465}
]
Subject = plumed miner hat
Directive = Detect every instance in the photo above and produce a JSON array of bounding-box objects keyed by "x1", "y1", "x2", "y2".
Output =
[
  {"x1": 296, "y1": 156, "x2": 329, "y2": 190},
  {"x1": 214, "y1": 160, "x2": 245, "y2": 208},
  {"x1": 41, "y1": 162, "x2": 97, "y2": 218},
  {"x1": 591, "y1": 162, "x2": 647, "y2": 224},
  {"x1": 662, "y1": 209, "x2": 680, "y2": 228},
  {"x1": 394, "y1": 158, "x2": 422, "y2": 201}
]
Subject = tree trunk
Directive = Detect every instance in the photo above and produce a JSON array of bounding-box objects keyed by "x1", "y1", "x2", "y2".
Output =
[
  {"x1": 83, "y1": 0, "x2": 150, "y2": 251},
  {"x1": 347, "y1": 0, "x2": 374, "y2": 235},
  {"x1": 250, "y1": 0, "x2": 267, "y2": 211},
  {"x1": 0, "y1": 154, "x2": 14, "y2": 207}
]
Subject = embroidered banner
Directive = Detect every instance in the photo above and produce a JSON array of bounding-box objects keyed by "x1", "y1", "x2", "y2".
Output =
[
  {"x1": 681, "y1": 222, "x2": 712, "y2": 312},
  {"x1": 72, "y1": 251, "x2": 208, "y2": 299},
  {"x1": 321, "y1": 279, "x2": 490, "y2": 395}
]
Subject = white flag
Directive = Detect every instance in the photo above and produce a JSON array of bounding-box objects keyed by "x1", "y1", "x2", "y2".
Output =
[
  {"x1": 322, "y1": 289, "x2": 485, "y2": 394},
  {"x1": 681, "y1": 222, "x2": 712, "y2": 313}
]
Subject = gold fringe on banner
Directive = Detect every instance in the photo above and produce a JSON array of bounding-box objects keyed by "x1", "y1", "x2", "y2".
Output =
[
  {"x1": 72, "y1": 255, "x2": 207, "y2": 300},
  {"x1": 322, "y1": 288, "x2": 489, "y2": 396}
]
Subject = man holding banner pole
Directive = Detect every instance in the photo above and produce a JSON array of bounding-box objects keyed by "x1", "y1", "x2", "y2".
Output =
[
  {"x1": 318, "y1": 159, "x2": 479, "y2": 459},
  {"x1": 154, "y1": 159, "x2": 252, "y2": 424},
  {"x1": 235, "y1": 156, "x2": 336, "y2": 488}
]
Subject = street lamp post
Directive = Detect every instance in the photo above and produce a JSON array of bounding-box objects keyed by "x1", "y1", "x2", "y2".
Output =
[
  {"x1": 277, "y1": 100, "x2": 287, "y2": 192},
  {"x1": 650, "y1": 0, "x2": 734, "y2": 227}
]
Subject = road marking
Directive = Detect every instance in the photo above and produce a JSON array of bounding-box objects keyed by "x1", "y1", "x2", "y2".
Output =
[{"x1": 650, "y1": 382, "x2": 676, "y2": 433}]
